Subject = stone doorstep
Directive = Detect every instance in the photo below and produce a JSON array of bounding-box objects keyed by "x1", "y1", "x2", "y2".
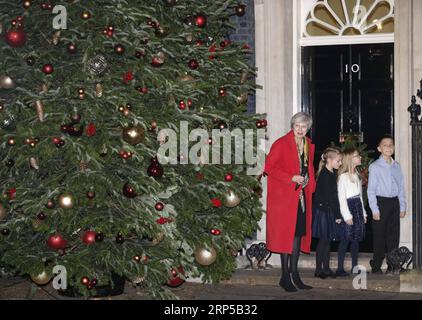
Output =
[
  {"x1": 220, "y1": 268, "x2": 400, "y2": 293},
  {"x1": 238, "y1": 252, "x2": 388, "y2": 271},
  {"x1": 400, "y1": 270, "x2": 422, "y2": 294}
]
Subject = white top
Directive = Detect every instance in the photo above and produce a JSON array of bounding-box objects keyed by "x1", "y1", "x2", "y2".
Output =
[{"x1": 337, "y1": 173, "x2": 367, "y2": 221}]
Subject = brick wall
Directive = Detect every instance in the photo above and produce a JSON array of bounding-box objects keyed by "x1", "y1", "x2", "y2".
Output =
[{"x1": 229, "y1": 0, "x2": 256, "y2": 114}]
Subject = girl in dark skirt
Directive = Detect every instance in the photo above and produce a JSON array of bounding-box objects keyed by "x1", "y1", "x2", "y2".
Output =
[
  {"x1": 336, "y1": 148, "x2": 368, "y2": 276},
  {"x1": 312, "y1": 147, "x2": 343, "y2": 279}
]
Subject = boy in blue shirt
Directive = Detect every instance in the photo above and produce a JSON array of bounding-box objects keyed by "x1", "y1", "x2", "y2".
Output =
[{"x1": 368, "y1": 135, "x2": 407, "y2": 274}]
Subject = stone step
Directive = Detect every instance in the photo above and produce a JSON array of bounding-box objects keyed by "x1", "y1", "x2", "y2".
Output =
[
  {"x1": 222, "y1": 268, "x2": 400, "y2": 293},
  {"x1": 237, "y1": 252, "x2": 388, "y2": 271}
]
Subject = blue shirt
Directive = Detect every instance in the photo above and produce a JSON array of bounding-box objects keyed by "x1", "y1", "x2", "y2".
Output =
[{"x1": 367, "y1": 156, "x2": 406, "y2": 214}]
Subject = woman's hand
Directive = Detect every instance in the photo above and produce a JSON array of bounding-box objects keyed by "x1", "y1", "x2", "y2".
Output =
[
  {"x1": 364, "y1": 217, "x2": 367, "y2": 224},
  {"x1": 346, "y1": 219, "x2": 353, "y2": 226},
  {"x1": 335, "y1": 219, "x2": 342, "y2": 224},
  {"x1": 292, "y1": 175, "x2": 305, "y2": 184}
]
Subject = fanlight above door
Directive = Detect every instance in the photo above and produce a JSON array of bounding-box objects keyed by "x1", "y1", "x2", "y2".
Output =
[{"x1": 304, "y1": 0, "x2": 394, "y2": 37}]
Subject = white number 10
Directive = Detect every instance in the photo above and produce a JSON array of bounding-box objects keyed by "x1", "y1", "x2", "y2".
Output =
[{"x1": 345, "y1": 64, "x2": 360, "y2": 74}]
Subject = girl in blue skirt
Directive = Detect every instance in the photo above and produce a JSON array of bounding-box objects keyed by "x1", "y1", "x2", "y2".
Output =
[
  {"x1": 313, "y1": 147, "x2": 343, "y2": 279},
  {"x1": 336, "y1": 148, "x2": 368, "y2": 276}
]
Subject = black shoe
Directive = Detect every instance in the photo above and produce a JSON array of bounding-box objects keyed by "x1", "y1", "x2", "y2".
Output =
[
  {"x1": 335, "y1": 270, "x2": 350, "y2": 277},
  {"x1": 322, "y1": 269, "x2": 337, "y2": 278},
  {"x1": 385, "y1": 266, "x2": 394, "y2": 276},
  {"x1": 279, "y1": 275, "x2": 298, "y2": 292},
  {"x1": 314, "y1": 271, "x2": 327, "y2": 279},
  {"x1": 292, "y1": 272, "x2": 313, "y2": 290},
  {"x1": 370, "y1": 260, "x2": 383, "y2": 274}
]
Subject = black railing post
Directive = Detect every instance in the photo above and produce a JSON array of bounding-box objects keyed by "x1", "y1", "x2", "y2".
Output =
[{"x1": 409, "y1": 94, "x2": 422, "y2": 268}]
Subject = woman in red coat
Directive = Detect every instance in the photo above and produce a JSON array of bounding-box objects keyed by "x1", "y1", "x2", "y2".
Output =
[{"x1": 264, "y1": 112, "x2": 316, "y2": 292}]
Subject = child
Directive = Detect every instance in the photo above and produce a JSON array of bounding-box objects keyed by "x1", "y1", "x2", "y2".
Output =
[
  {"x1": 368, "y1": 135, "x2": 406, "y2": 274},
  {"x1": 336, "y1": 148, "x2": 367, "y2": 276},
  {"x1": 312, "y1": 147, "x2": 343, "y2": 279}
]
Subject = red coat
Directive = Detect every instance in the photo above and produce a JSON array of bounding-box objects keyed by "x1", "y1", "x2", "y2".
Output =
[{"x1": 264, "y1": 130, "x2": 316, "y2": 254}]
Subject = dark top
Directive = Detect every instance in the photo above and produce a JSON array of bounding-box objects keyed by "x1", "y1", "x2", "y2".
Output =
[{"x1": 313, "y1": 166, "x2": 342, "y2": 219}]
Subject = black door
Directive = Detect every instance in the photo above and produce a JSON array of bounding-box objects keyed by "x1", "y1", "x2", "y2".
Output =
[{"x1": 302, "y1": 43, "x2": 394, "y2": 253}]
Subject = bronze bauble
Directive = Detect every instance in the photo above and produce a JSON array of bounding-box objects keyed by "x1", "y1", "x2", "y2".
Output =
[{"x1": 122, "y1": 125, "x2": 145, "y2": 146}]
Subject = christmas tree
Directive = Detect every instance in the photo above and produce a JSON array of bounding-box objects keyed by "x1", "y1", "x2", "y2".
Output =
[{"x1": 0, "y1": 0, "x2": 264, "y2": 298}]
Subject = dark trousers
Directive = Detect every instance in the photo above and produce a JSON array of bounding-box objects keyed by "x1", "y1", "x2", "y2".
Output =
[{"x1": 372, "y1": 196, "x2": 400, "y2": 270}]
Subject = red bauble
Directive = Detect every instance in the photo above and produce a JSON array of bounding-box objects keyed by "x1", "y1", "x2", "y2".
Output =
[
  {"x1": 86, "y1": 123, "x2": 96, "y2": 137},
  {"x1": 67, "y1": 43, "x2": 77, "y2": 53},
  {"x1": 82, "y1": 231, "x2": 97, "y2": 244},
  {"x1": 114, "y1": 44, "x2": 125, "y2": 55},
  {"x1": 235, "y1": 4, "x2": 247, "y2": 17},
  {"x1": 37, "y1": 212, "x2": 46, "y2": 220},
  {"x1": 7, "y1": 188, "x2": 17, "y2": 200},
  {"x1": 147, "y1": 161, "x2": 164, "y2": 178},
  {"x1": 5, "y1": 28, "x2": 27, "y2": 48},
  {"x1": 261, "y1": 119, "x2": 268, "y2": 127},
  {"x1": 167, "y1": 266, "x2": 185, "y2": 288},
  {"x1": 211, "y1": 228, "x2": 222, "y2": 236},
  {"x1": 123, "y1": 182, "x2": 137, "y2": 198},
  {"x1": 224, "y1": 173, "x2": 233, "y2": 182},
  {"x1": 155, "y1": 202, "x2": 164, "y2": 211},
  {"x1": 86, "y1": 191, "x2": 96, "y2": 199},
  {"x1": 137, "y1": 86, "x2": 148, "y2": 94},
  {"x1": 178, "y1": 100, "x2": 186, "y2": 110},
  {"x1": 188, "y1": 59, "x2": 199, "y2": 70},
  {"x1": 219, "y1": 87, "x2": 226, "y2": 97},
  {"x1": 81, "y1": 277, "x2": 90, "y2": 286},
  {"x1": 42, "y1": 64, "x2": 54, "y2": 74},
  {"x1": 47, "y1": 234, "x2": 67, "y2": 250},
  {"x1": 195, "y1": 14, "x2": 207, "y2": 28},
  {"x1": 256, "y1": 120, "x2": 262, "y2": 128}
]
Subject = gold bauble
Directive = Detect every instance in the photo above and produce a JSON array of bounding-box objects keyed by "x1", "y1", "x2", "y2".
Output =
[
  {"x1": 82, "y1": 12, "x2": 91, "y2": 19},
  {"x1": 0, "y1": 203, "x2": 7, "y2": 220},
  {"x1": 0, "y1": 75, "x2": 16, "y2": 89},
  {"x1": 122, "y1": 125, "x2": 145, "y2": 146},
  {"x1": 223, "y1": 190, "x2": 241, "y2": 208},
  {"x1": 30, "y1": 271, "x2": 51, "y2": 286},
  {"x1": 58, "y1": 193, "x2": 75, "y2": 209},
  {"x1": 195, "y1": 247, "x2": 217, "y2": 266}
]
